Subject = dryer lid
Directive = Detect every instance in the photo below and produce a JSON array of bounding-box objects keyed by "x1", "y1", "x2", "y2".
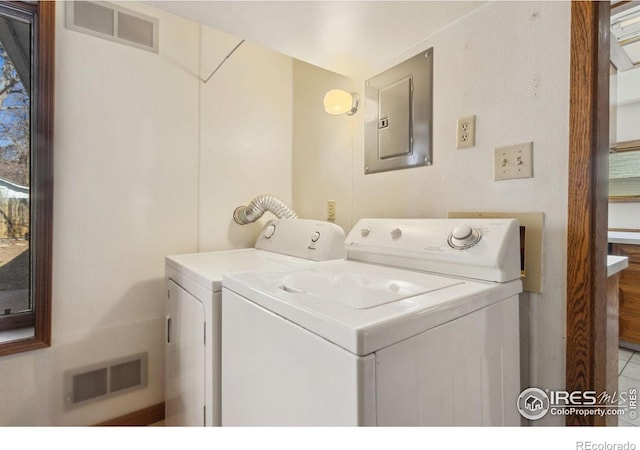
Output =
[{"x1": 166, "y1": 249, "x2": 312, "y2": 292}]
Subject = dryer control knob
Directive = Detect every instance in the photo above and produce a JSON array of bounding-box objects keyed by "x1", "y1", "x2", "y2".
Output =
[
  {"x1": 311, "y1": 231, "x2": 320, "y2": 242},
  {"x1": 391, "y1": 228, "x2": 402, "y2": 239},
  {"x1": 451, "y1": 225, "x2": 473, "y2": 240},
  {"x1": 361, "y1": 227, "x2": 371, "y2": 237},
  {"x1": 264, "y1": 224, "x2": 276, "y2": 239}
]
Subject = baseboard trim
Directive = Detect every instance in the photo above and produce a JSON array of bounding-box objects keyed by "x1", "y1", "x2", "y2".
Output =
[{"x1": 95, "y1": 402, "x2": 164, "y2": 426}]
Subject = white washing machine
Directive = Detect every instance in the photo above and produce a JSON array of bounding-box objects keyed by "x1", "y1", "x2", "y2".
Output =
[
  {"x1": 221, "y1": 218, "x2": 523, "y2": 426},
  {"x1": 164, "y1": 219, "x2": 346, "y2": 426}
]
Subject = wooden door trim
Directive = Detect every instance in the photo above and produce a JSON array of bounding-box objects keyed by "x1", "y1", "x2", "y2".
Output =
[{"x1": 566, "y1": 1, "x2": 611, "y2": 426}]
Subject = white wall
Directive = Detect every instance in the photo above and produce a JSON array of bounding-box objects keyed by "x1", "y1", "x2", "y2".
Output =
[
  {"x1": 609, "y1": 67, "x2": 640, "y2": 230},
  {"x1": 293, "y1": 1, "x2": 570, "y2": 426},
  {"x1": 610, "y1": 202, "x2": 640, "y2": 230},
  {"x1": 617, "y1": 68, "x2": 640, "y2": 143},
  {"x1": 198, "y1": 27, "x2": 293, "y2": 251},
  {"x1": 0, "y1": 2, "x2": 293, "y2": 425}
]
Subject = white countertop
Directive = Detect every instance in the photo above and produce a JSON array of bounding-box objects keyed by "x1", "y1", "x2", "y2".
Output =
[
  {"x1": 608, "y1": 255, "x2": 629, "y2": 277},
  {"x1": 608, "y1": 231, "x2": 640, "y2": 245}
]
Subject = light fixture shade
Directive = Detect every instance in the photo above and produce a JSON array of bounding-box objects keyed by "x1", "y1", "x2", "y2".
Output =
[{"x1": 323, "y1": 89, "x2": 359, "y2": 115}]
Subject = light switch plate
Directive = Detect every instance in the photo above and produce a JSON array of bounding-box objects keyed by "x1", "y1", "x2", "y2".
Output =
[{"x1": 494, "y1": 142, "x2": 533, "y2": 181}]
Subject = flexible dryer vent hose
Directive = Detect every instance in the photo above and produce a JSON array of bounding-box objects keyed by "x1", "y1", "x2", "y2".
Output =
[{"x1": 233, "y1": 195, "x2": 298, "y2": 225}]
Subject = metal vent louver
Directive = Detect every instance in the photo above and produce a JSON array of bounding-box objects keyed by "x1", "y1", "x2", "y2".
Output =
[
  {"x1": 65, "y1": 353, "x2": 148, "y2": 408},
  {"x1": 65, "y1": 1, "x2": 158, "y2": 53}
]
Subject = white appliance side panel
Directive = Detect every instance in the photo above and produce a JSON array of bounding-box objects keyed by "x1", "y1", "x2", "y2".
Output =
[
  {"x1": 222, "y1": 289, "x2": 375, "y2": 426},
  {"x1": 166, "y1": 280, "x2": 206, "y2": 426},
  {"x1": 166, "y1": 265, "x2": 221, "y2": 426},
  {"x1": 375, "y1": 296, "x2": 520, "y2": 426}
]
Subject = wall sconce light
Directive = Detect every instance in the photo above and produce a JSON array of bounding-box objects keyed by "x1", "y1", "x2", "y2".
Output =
[{"x1": 323, "y1": 89, "x2": 359, "y2": 116}]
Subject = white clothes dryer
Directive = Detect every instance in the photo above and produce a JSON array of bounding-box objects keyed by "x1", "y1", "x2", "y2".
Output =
[
  {"x1": 221, "y1": 218, "x2": 523, "y2": 426},
  {"x1": 164, "y1": 219, "x2": 346, "y2": 426}
]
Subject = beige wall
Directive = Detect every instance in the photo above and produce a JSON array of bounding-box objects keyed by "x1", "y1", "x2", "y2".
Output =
[
  {"x1": 198, "y1": 27, "x2": 293, "y2": 251},
  {"x1": 0, "y1": 0, "x2": 575, "y2": 426},
  {"x1": 292, "y1": 1, "x2": 571, "y2": 426},
  {"x1": 292, "y1": 61, "x2": 355, "y2": 233},
  {"x1": 0, "y1": 2, "x2": 293, "y2": 425},
  {"x1": 54, "y1": 1, "x2": 199, "y2": 425}
]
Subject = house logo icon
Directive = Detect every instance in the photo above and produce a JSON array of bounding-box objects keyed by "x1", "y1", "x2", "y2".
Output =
[
  {"x1": 525, "y1": 395, "x2": 543, "y2": 411},
  {"x1": 517, "y1": 388, "x2": 550, "y2": 420}
]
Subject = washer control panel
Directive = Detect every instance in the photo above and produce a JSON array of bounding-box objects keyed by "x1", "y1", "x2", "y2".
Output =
[{"x1": 346, "y1": 218, "x2": 521, "y2": 282}]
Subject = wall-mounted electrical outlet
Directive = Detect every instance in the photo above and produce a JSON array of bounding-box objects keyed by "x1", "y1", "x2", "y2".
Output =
[
  {"x1": 327, "y1": 200, "x2": 336, "y2": 222},
  {"x1": 456, "y1": 115, "x2": 476, "y2": 149}
]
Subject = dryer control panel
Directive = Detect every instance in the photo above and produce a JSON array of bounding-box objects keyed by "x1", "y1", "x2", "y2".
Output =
[
  {"x1": 255, "y1": 219, "x2": 347, "y2": 262},
  {"x1": 346, "y1": 218, "x2": 521, "y2": 283}
]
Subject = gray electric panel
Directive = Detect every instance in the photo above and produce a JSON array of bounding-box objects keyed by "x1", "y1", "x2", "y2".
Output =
[{"x1": 364, "y1": 49, "x2": 433, "y2": 174}]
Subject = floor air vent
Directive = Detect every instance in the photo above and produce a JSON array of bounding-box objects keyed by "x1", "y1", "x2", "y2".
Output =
[
  {"x1": 65, "y1": 353, "x2": 148, "y2": 408},
  {"x1": 65, "y1": 1, "x2": 158, "y2": 53}
]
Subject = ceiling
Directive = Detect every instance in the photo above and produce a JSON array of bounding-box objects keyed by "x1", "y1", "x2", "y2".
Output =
[{"x1": 146, "y1": 1, "x2": 484, "y2": 78}]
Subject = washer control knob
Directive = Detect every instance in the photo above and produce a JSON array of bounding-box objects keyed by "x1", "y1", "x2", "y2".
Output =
[
  {"x1": 391, "y1": 228, "x2": 402, "y2": 239},
  {"x1": 451, "y1": 224, "x2": 473, "y2": 240},
  {"x1": 311, "y1": 231, "x2": 320, "y2": 242},
  {"x1": 264, "y1": 224, "x2": 276, "y2": 239},
  {"x1": 361, "y1": 227, "x2": 371, "y2": 237},
  {"x1": 447, "y1": 225, "x2": 482, "y2": 250}
]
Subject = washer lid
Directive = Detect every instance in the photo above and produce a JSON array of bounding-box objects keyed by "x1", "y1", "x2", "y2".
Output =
[
  {"x1": 223, "y1": 260, "x2": 522, "y2": 356},
  {"x1": 278, "y1": 265, "x2": 462, "y2": 309}
]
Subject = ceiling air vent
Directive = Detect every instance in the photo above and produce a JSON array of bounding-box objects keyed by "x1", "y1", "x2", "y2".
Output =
[{"x1": 65, "y1": 1, "x2": 158, "y2": 53}]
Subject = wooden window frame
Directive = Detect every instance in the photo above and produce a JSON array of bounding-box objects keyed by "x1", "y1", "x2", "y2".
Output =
[{"x1": 0, "y1": 1, "x2": 54, "y2": 356}]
